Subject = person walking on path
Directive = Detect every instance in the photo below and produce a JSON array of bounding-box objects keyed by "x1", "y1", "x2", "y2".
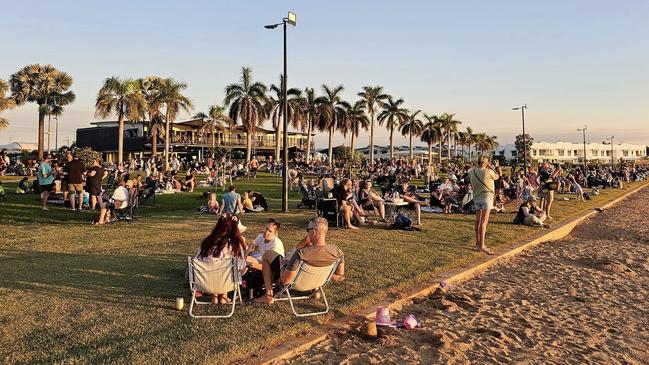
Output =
[{"x1": 469, "y1": 155, "x2": 499, "y2": 254}]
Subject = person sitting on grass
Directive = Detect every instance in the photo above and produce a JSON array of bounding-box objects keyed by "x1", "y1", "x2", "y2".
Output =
[
  {"x1": 16, "y1": 177, "x2": 29, "y2": 194},
  {"x1": 219, "y1": 185, "x2": 243, "y2": 214},
  {"x1": 248, "y1": 190, "x2": 268, "y2": 211},
  {"x1": 513, "y1": 196, "x2": 549, "y2": 228},
  {"x1": 255, "y1": 217, "x2": 344, "y2": 304},
  {"x1": 196, "y1": 214, "x2": 248, "y2": 304},
  {"x1": 94, "y1": 178, "x2": 129, "y2": 225},
  {"x1": 332, "y1": 178, "x2": 361, "y2": 229},
  {"x1": 396, "y1": 179, "x2": 423, "y2": 225},
  {"x1": 184, "y1": 170, "x2": 196, "y2": 192}
]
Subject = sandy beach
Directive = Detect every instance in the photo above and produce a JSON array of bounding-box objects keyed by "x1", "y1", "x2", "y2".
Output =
[{"x1": 280, "y1": 188, "x2": 649, "y2": 365}]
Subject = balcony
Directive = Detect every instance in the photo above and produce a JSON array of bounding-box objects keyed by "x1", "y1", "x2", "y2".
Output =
[{"x1": 167, "y1": 133, "x2": 314, "y2": 150}]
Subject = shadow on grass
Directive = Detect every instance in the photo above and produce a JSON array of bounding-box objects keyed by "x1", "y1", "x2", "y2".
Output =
[{"x1": 0, "y1": 248, "x2": 184, "y2": 309}]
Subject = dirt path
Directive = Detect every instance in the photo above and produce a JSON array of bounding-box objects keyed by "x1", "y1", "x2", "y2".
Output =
[{"x1": 280, "y1": 188, "x2": 649, "y2": 364}]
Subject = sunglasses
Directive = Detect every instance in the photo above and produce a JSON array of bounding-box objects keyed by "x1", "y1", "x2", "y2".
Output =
[{"x1": 306, "y1": 227, "x2": 318, "y2": 233}]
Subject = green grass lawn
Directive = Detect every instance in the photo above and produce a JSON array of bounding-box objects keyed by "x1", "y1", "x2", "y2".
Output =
[{"x1": 0, "y1": 173, "x2": 645, "y2": 364}]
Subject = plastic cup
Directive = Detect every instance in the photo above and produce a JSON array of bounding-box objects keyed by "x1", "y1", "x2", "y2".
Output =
[{"x1": 175, "y1": 297, "x2": 184, "y2": 311}]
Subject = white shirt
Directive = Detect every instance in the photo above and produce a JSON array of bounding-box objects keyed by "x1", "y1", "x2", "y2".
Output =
[
  {"x1": 251, "y1": 234, "x2": 284, "y2": 259},
  {"x1": 112, "y1": 186, "x2": 129, "y2": 207}
]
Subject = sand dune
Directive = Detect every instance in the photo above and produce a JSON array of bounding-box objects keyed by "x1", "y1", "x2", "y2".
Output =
[{"x1": 279, "y1": 188, "x2": 649, "y2": 364}]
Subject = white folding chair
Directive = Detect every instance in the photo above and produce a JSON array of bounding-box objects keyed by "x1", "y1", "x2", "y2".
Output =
[
  {"x1": 187, "y1": 256, "x2": 243, "y2": 318},
  {"x1": 274, "y1": 259, "x2": 340, "y2": 317}
]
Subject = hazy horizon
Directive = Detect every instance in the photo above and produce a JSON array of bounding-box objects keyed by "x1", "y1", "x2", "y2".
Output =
[{"x1": 1, "y1": 0, "x2": 648, "y2": 149}]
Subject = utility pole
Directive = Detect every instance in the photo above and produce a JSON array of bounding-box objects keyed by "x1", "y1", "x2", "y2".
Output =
[
  {"x1": 512, "y1": 105, "x2": 528, "y2": 170},
  {"x1": 577, "y1": 125, "x2": 587, "y2": 169}
]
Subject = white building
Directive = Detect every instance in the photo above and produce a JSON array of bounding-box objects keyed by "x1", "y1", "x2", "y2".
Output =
[
  {"x1": 496, "y1": 141, "x2": 647, "y2": 164},
  {"x1": 355, "y1": 145, "x2": 437, "y2": 160}
]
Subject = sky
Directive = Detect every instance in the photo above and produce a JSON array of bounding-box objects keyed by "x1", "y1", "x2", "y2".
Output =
[{"x1": 1, "y1": 0, "x2": 648, "y2": 149}]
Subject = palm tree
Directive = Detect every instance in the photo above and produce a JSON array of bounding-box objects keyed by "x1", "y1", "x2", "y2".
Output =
[
  {"x1": 465, "y1": 126, "x2": 474, "y2": 161},
  {"x1": 456, "y1": 131, "x2": 468, "y2": 159},
  {"x1": 158, "y1": 78, "x2": 193, "y2": 169},
  {"x1": 0, "y1": 79, "x2": 15, "y2": 131},
  {"x1": 9, "y1": 64, "x2": 75, "y2": 159},
  {"x1": 314, "y1": 84, "x2": 345, "y2": 166},
  {"x1": 438, "y1": 112, "x2": 462, "y2": 161},
  {"x1": 303, "y1": 87, "x2": 319, "y2": 162},
  {"x1": 202, "y1": 104, "x2": 233, "y2": 148},
  {"x1": 420, "y1": 117, "x2": 442, "y2": 166},
  {"x1": 268, "y1": 75, "x2": 304, "y2": 161},
  {"x1": 95, "y1": 77, "x2": 144, "y2": 164},
  {"x1": 377, "y1": 96, "x2": 408, "y2": 159},
  {"x1": 137, "y1": 76, "x2": 166, "y2": 156},
  {"x1": 224, "y1": 67, "x2": 269, "y2": 162},
  {"x1": 342, "y1": 100, "x2": 369, "y2": 157},
  {"x1": 424, "y1": 114, "x2": 444, "y2": 165},
  {"x1": 192, "y1": 112, "x2": 208, "y2": 119},
  {"x1": 400, "y1": 109, "x2": 423, "y2": 159},
  {"x1": 357, "y1": 86, "x2": 388, "y2": 166},
  {"x1": 474, "y1": 133, "x2": 487, "y2": 155}
]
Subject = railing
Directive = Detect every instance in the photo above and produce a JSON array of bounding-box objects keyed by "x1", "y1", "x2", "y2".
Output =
[{"x1": 168, "y1": 134, "x2": 313, "y2": 150}]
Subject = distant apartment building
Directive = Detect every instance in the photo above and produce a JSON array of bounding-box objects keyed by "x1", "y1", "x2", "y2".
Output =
[
  {"x1": 76, "y1": 118, "x2": 314, "y2": 161},
  {"x1": 495, "y1": 141, "x2": 647, "y2": 164}
]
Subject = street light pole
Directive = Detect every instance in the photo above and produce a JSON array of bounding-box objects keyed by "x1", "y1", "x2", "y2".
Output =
[
  {"x1": 577, "y1": 125, "x2": 587, "y2": 169},
  {"x1": 266, "y1": 11, "x2": 296, "y2": 213},
  {"x1": 282, "y1": 19, "x2": 289, "y2": 212},
  {"x1": 605, "y1": 136, "x2": 615, "y2": 168},
  {"x1": 512, "y1": 104, "x2": 528, "y2": 170}
]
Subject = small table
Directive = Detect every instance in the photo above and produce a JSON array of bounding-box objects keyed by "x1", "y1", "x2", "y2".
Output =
[{"x1": 384, "y1": 200, "x2": 409, "y2": 223}]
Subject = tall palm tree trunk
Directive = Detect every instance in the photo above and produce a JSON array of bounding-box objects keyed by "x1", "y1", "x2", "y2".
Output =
[
  {"x1": 350, "y1": 133, "x2": 356, "y2": 159},
  {"x1": 369, "y1": 110, "x2": 375, "y2": 166},
  {"x1": 409, "y1": 132, "x2": 414, "y2": 159},
  {"x1": 428, "y1": 143, "x2": 433, "y2": 166},
  {"x1": 438, "y1": 141, "x2": 442, "y2": 165},
  {"x1": 118, "y1": 113, "x2": 125, "y2": 164},
  {"x1": 447, "y1": 130, "x2": 452, "y2": 162},
  {"x1": 274, "y1": 116, "x2": 281, "y2": 162},
  {"x1": 328, "y1": 126, "x2": 334, "y2": 166},
  {"x1": 305, "y1": 115, "x2": 313, "y2": 163},
  {"x1": 164, "y1": 112, "x2": 170, "y2": 170},
  {"x1": 389, "y1": 127, "x2": 394, "y2": 160},
  {"x1": 152, "y1": 133, "x2": 158, "y2": 156},
  {"x1": 246, "y1": 130, "x2": 253, "y2": 162},
  {"x1": 212, "y1": 130, "x2": 216, "y2": 149},
  {"x1": 37, "y1": 108, "x2": 45, "y2": 160}
]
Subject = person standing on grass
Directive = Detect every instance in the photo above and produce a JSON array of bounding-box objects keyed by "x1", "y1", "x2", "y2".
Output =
[
  {"x1": 86, "y1": 158, "x2": 107, "y2": 210},
  {"x1": 37, "y1": 154, "x2": 55, "y2": 210},
  {"x1": 469, "y1": 155, "x2": 499, "y2": 254},
  {"x1": 64, "y1": 152, "x2": 86, "y2": 211}
]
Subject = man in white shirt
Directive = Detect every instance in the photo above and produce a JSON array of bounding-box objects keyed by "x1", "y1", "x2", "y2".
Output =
[
  {"x1": 245, "y1": 219, "x2": 286, "y2": 299},
  {"x1": 246, "y1": 219, "x2": 284, "y2": 270}
]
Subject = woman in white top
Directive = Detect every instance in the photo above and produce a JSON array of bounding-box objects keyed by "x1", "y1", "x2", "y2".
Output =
[
  {"x1": 196, "y1": 214, "x2": 248, "y2": 304},
  {"x1": 469, "y1": 155, "x2": 499, "y2": 254}
]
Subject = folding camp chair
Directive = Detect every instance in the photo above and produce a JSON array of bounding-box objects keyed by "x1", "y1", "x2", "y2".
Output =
[
  {"x1": 187, "y1": 256, "x2": 243, "y2": 318},
  {"x1": 274, "y1": 259, "x2": 340, "y2": 317}
]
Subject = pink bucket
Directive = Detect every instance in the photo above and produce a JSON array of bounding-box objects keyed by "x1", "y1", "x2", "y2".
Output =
[{"x1": 375, "y1": 306, "x2": 391, "y2": 326}]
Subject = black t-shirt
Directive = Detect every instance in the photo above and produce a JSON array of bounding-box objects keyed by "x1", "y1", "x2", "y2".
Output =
[
  {"x1": 87, "y1": 166, "x2": 104, "y2": 189},
  {"x1": 331, "y1": 184, "x2": 349, "y2": 204},
  {"x1": 64, "y1": 159, "x2": 85, "y2": 184}
]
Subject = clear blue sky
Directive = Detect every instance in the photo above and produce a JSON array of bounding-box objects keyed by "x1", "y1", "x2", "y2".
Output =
[{"x1": 1, "y1": 0, "x2": 648, "y2": 148}]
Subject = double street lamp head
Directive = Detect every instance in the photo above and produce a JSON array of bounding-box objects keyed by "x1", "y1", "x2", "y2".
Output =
[{"x1": 512, "y1": 104, "x2": 527, "y2": 111}]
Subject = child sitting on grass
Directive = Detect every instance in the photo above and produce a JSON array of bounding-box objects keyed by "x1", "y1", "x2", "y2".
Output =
[{"x1": 196, "y1": 192, "x2": 220, "y2": 214}]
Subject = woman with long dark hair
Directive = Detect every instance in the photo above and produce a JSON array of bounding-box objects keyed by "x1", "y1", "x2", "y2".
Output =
[{"x1": 197, "y1": 213, "x2": 248, "y2": 304}]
